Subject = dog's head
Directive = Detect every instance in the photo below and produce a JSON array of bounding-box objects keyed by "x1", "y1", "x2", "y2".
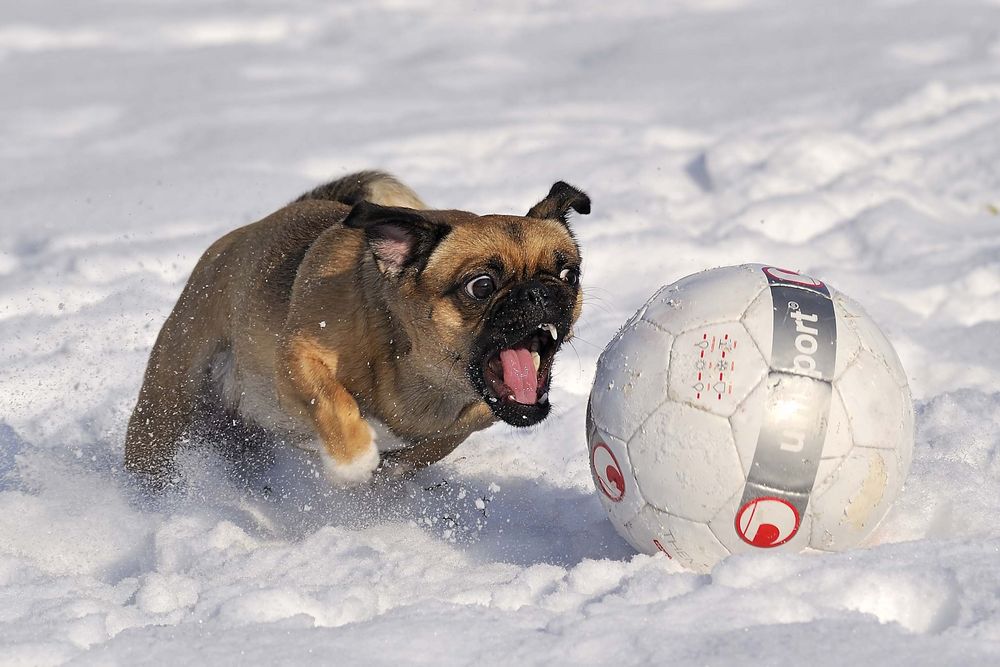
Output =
[{"x1": 344, "y1": 182, "x2": 589, "y2": 427}]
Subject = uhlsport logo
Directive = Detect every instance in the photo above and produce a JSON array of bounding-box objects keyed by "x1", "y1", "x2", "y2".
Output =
[
  {"x1": 735, "y1": 496, "x2": 801, "y2": 547},
  {"x1": 591, "y1": 442, "x2": 626, "y2": 502}
]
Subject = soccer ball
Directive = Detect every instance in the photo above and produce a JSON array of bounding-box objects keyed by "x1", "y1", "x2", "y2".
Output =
[{"x1": 586, "y1": 264, "x2": 914, "y2": 572}]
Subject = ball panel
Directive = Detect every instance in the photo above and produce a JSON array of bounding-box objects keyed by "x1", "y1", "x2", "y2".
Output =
[
  {"x1": 830, "y1": 290, "x2": 863, "y2": 381},
  {"x1": 624, "y1": 505, "x2": 730, "y2": 573},
  {"x1": 707, "y1": 488, "x2": 813, "y2": 555},
  {"x1": 586, "y1": 420, "x2": 646, "y2": 529},
  {"x1": 808, "y1": 447, "x2": 903, "y2": 551},
  {"x1": 814, "y1": 457, "x2": 845, "y2": 497},
  {"x1": 627, "y1": 402, "x2": 743, "y2": 522},
  {"x1": 640, "y1": 264, "x2": 768, "y2": 334},
  {"x1": 590, "y1": 319, "x2": 673, "y2": 443},
  {"x1": 837, "y1": 347, "x2": 912, "y2": 450},
  {"x1": 667, "y1": 322, "x2": 768, "y2": 418},
  {"x1": 619, "y1": 505, "x2": 661, "y2": 556},
  {"x1": 898, "y1": 384, "x2": 915, "y2": 477},
  {"x1": 812, "y1": 383, "x2": 855, "y2": 494},
  {"x1": 834, "y1": 291, "x2": 910, "y2": 389},
  {"x1": 729, "y1": 376, "x2": 766, "y2": 477},
  {"x1": 834, "y1": 291, "x2": 914, "y2": 473},
  {"x1": 740, "y1": 286, "x2": 774, "y2": 367},
  {"x1": 615, "y1": 504, "x2": 658, "y2": 556},
  {"x1": 823, "y1": 381, "x2": 854, "y2": 458},
  {"x1": 622, "y1": 300, "x2": 651, "y2": 331},
  {"x1": 605, "y1": 503, "x2": 651, "y2": 556}
]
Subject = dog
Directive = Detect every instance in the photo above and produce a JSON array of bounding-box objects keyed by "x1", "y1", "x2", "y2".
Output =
[{"x1": 124, "y1": 171, "x2": 589, "y2": 487}]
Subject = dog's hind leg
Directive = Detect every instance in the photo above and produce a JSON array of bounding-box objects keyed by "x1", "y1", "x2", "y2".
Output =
[
  {"x1": 124, "y1": 312, "x2": 222, "y2": 485},
  {"x1": 125, "y1": 352, "x2": 197, "y2": 483}
]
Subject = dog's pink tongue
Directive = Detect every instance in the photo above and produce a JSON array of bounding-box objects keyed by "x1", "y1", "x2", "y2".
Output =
[{"x1": 499, "y1": 348, "x2": 538, "y2": 404}]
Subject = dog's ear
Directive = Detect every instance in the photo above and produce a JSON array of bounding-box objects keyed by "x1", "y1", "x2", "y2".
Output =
[
  {"x1": 344, "y1": 201, "x2": 450, "y2": 277},
  {"x1": 526, "y1": 181, "x2": 591, "y2": 225}
]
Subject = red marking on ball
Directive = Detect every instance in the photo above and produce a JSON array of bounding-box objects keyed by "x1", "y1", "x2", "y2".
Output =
[
  {"x1": 605, "y1": 465, "x2": 625, "y2": 497},
  {"x1": 591, "y1": 442, "x2": 626, "y2": 502},
  {"x1": 763, "y1": 266, "x2": 826, "y2": 289},
  {"x1": 652, "y1": 539, "x2": 673, "y2": 559},
  {"x1": 735, "y1": 496, "x2": 801, "y2": 548}
]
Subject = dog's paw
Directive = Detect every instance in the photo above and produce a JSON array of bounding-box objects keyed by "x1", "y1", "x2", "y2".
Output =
[{"x1": 318, "y1": 426, "x2": 380, "y2": 487}]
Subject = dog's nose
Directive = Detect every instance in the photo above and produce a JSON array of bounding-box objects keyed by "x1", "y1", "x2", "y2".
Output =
[{"x1": 519, "y1": 281, "x2": 551, "y2": 307}]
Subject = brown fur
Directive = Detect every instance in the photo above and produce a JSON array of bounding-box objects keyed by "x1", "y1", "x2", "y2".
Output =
[{"x1": 125, "y1": 172, "x2": 588, "y2": 487}]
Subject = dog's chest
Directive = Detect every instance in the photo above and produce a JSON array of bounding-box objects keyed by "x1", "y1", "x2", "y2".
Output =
[
  {"x1": 214, "y1": 351, "x2": 311, "y2": 438},
  {"x1": 217, "y1": 349, "x2": 414, "y2": 453}
]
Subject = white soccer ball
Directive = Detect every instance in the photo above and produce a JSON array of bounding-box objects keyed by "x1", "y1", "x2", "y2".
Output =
[{"x1": 587, "y1": 264, "x2": 914, "y2": 572}]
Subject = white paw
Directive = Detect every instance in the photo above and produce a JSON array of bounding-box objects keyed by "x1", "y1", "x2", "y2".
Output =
[
  {"x1": 369, "y1": 418, "x2": 411, "y2": 453},
  {"x1": 318, "y1": 427, "x2": 380, "y2": 487}
]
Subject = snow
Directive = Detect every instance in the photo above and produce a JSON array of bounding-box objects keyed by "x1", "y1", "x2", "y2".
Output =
[{"x1": 2, "y1": 0, "x2": 1000, "y2": 663}]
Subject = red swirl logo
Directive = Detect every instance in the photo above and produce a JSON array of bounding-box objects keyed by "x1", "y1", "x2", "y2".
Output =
[
  {"x1": 735, "y1": 497, "x2": 801, "y2": 548},
  {"x1": 591, "y1": 442, "x2": 626, "y2": 502}
]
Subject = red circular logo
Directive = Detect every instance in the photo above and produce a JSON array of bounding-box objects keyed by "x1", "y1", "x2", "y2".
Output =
[
  {"x1": 591, "y1": 442, "x2": 626, "y2": 502},
  {"x1": 735, "y1": 496, "x2": 801, "y2": 548}
]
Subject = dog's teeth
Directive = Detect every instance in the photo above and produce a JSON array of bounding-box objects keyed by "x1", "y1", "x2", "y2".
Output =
[
  {"x1": 531, "y1": 351, "x2": 541, "y2": 371},
  {"x1": 538, "y1": 323, "x2": 558, "y2": 341},
  {"x1": 539, "y1": 392, "x2": 549, "y2": 404}
]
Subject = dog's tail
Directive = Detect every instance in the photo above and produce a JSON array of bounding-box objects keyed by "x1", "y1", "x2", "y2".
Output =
[{"x1": 294, "y1": 170, "x2": 427, "y2": 209}]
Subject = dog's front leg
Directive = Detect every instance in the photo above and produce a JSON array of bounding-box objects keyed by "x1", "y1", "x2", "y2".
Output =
[{"x1": 277, "y1": 337, "x2": 379, "y2": 486}]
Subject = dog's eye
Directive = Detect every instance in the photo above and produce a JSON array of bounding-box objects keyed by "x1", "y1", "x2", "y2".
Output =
[
  {"x1": 559, "y1": 267, "x2": 579, "y2": 286},
  {"x1": 465, "y1": 275, "x2": 496, "y2": 300}
]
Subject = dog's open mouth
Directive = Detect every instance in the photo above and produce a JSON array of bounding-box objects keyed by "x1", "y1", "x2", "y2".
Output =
[{"x1": 482, "y1": 323, "x2": 559, "y2": 408}]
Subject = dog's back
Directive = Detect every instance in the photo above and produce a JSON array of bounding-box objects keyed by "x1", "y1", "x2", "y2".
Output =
[{"x1": 294, "y1": 170, "x2": 427, "y2": 209}]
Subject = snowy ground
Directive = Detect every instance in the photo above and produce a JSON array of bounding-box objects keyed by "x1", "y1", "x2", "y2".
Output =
[{"x1": 2, "y1": 0, "x2": 1000, "y2": 664}]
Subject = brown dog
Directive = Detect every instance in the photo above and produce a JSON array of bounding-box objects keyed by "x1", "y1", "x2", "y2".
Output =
[{"x1": 125, "y1": 171, "x2": 589, "y2": 486}]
